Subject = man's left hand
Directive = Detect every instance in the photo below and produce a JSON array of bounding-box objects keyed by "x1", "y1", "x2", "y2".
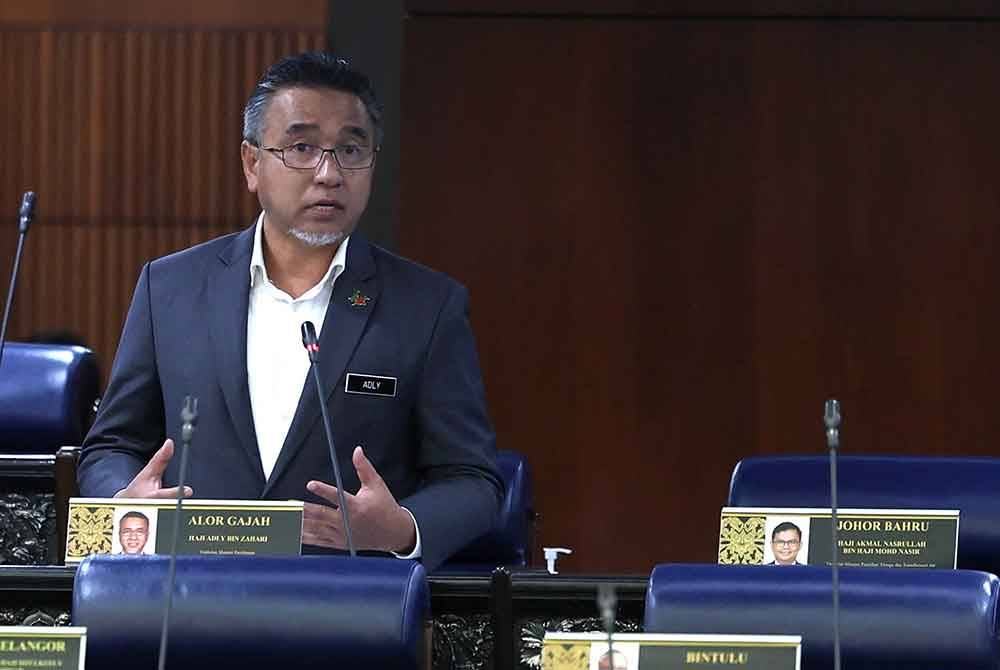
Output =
[{"x1": 303, "y1": 446, "x2": 417, "y2": 554}]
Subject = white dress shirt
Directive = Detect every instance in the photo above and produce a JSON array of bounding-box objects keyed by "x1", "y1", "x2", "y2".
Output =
[
  {"x1": 247, "y1": 215, "x2": 347, "y2": 480},
  {"x1": 245, "y1": 215, "x2": 421, "y2": 559}
]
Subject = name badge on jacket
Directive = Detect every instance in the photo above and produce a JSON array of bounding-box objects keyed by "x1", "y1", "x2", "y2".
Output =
[{"x1": 345, "y1": 373, "x2": 397, "y2": 397}]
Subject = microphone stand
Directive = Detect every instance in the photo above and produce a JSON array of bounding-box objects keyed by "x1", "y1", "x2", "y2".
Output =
[
  {"x1": 301, "y1": 321, "x2": 355, "y2": 556},
  {"x1": 0, "y1": 191, "x2": 36, "y2": 371},
  {"x1": 157, "y1": 396, "x2": 198, "y2": 670},
  {"x1": 597, "y1": 584, "x2": 617, "y2": 668},
  {"x1": 825, "y1": 399, "x2": 842, "y2": 670}
]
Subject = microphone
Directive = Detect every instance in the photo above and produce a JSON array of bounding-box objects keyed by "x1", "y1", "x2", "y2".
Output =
[
  {"x1": 0, "y1": 191, "x2": 37, "y2": 372},
  {"x1": 157, "y1": 395, "x2": 198, "y2": 670},
  {"x1": 18, "y1": 191, "x2": 36, "y2": 233},
  {"x1": 824, "y1": 399, "x2": 842, "y2": 670},
  {"x1": 300, "y1": 321, "x2": 355, "y2": 557}
]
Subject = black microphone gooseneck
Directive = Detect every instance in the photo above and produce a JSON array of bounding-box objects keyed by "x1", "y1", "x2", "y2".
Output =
[
  {"x1": 301, "y1": 320, "x2": 355, "y2": 557},
  {"x1": 157, "y1": 395, "x2": 198, "y2": 670},
  {"x1": 0, "y1": 191, "x2": 36, "y2": 371},
  {"x1": 597, "y1": 584, "x2": 618, "y2": 667},
  {"x1": 824, "y1": 399, "x2": 842, "y2": 670}
]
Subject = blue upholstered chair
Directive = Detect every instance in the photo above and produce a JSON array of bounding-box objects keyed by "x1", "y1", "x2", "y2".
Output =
[
  {"x1": 436, "y1": 449, "x2": 535, "y2": 572},
  {"x1": 0, "y1": 342, "x2": 100, "y2": 453},
  {"x1": 646, "y1": 563, "x2": 1000, "y2": 669},
  {"x1": 73, "y1": 555, "x2": 429, "y2": 670},
  {"x1": 729, "y1": 455, "x2": 1000, "y2": 574}
]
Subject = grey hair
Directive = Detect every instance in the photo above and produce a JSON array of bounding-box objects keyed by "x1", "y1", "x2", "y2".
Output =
[{"x1": 242, "y1": 52, "x2": 384, "y2": 147}]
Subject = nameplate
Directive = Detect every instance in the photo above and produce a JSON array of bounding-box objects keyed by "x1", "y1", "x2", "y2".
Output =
[
  {"x1": 718, "y1": 507, "x2": 959, "y2": 568},
  {"x1": 542, "y1": 633, "x2": 800, "y2": 670},
  {"x1": 345, "y1": 373, "x2": 397, "y2": 397},
  {"x1": 64, "y1": 498, "x2": 303, "y2": 564},
  {"x1": 0, "y1": 626, "x2": 86, "y2": 670}
]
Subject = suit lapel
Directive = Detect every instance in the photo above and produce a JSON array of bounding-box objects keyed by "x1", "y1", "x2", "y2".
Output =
[
  {"x1": 207, "y1": 226, "x2": 265, "y2": 486},
  {"x1": 263, "y1": 236, "x2": 379, "y2": 495}
]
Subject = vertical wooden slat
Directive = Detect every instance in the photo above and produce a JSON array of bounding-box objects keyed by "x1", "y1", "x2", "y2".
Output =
[
  {"x1": 82, "y1": 32, "x2": 100, "y2": 343},
  {"x1": 103, "y1": 32, "x2": 121, "y2": 360},
  {"x1": 139, "y1": 32, "x2": 152, "y2": 261},
  {"x1": 70, "y1": 32, "x2": 86, "y2": 335},
  {"x1": 235, "y1": 32, "x2": 255, "y2": 224},
  {"x1": 118, "y1": 27, "x2": 137, "y2": 357},
  {"x1": 12, "y1": 31, "x2": 29, "y2": 337},
  {"x1": 206, "y1": 31, "x2": 223, "y2": 231},
  {"x1": 0, "y1": 33, "x2": 8, "y2": 213},
  {"x1": 170, "y1": 30, "x2": 184, "y2": 253},
  {"x1": 33, "y1": 30, "x2": 54, "y2": 341},
  {"x1": 122, "y1": 31, "x2": 136, "y2": 222},
  {"x1": 8, "y1": 29, "x2": 20, "y2": 335},
  {"x1": 155, "y1": 31, "x2": 169, "y2": 259},
  {"x1": 190, "y1": 30, "x2": 205, "y2": 224}
]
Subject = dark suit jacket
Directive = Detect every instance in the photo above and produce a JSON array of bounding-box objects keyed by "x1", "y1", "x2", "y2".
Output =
[{"x1": 78, "y1": 225, "x2": 503, "y2": 570}]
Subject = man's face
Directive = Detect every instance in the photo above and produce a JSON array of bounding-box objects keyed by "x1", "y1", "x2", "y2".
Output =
[
  {"x1": 771, "y1": 529, "x2": 801, "y2": 565},
  {"x1": 241, "y1": 86, "x2": 375, "y2": 248},
  {"x1": 119, "y1": 517, "x2": 149, "y2": 555}
]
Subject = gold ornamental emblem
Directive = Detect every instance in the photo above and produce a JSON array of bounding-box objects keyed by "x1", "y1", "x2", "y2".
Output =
[
  {"x1": 541, "y1": 643, "x2": 590, "y2": 670},
  {"x1": 65, "y1": 506, "x2": 114, "y2": 559},
  {"x1": 718, "y1": 515, "x2": 766, "y2": 564}
]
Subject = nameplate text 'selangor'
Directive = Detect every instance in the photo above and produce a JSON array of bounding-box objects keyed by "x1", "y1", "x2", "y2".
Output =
[
  {"x1": 718, "y1": 507, "x2": 959, "y2": 568},
  {"x1": 0, "y1": 626, "x2": 86, "y2": 670},
  {"x1": 542, "y1": 633, "x2": 800, "y2": 670},
  {"x1": 64, "y1": 498, "x2": 304, "y2": 564}
]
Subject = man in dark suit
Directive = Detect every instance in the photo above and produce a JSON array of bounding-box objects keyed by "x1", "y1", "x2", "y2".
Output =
[{"x1": 77, "y1": 53, "x2": 503, "y2": 570}]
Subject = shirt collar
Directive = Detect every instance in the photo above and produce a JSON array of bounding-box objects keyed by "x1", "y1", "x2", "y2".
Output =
[{"x1": 249, "y1": 212, "x2": 350, "y2": 290}]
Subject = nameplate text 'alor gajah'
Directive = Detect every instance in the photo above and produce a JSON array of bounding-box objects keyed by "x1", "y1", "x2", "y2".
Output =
[{"x1": 64, "y1": 498, "x2": 303, "y2": 564}]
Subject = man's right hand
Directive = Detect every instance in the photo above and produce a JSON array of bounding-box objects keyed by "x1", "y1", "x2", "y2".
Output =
[{"x1": 113, "y1": 439, "x2": 194, "y2": 499}]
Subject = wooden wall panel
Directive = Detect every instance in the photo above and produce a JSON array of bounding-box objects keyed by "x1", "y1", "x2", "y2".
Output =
[
  {"x1": 400, "y1": 16, "x2": 1000, "y2": 573},
  {"x1": 407, "y1": 1, "x2": 1000, "y2": 17},
  {"x1": 0, "y1": 0, "x2": 326, "y2": 29},
  {"x1": 0, "y1": 7, "x2": 326, "y2": 380}
]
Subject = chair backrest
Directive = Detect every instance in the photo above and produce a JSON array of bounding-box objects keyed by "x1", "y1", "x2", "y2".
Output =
[
  {"x1": 73, "y1": 555, "x2": 429, "y2": 670},
  {"x1": 437, "y1": 449, "x2": 535, "y2": 572},
  {"x1": 0, "y1": 343, "x2": 99, "y2": 452},
  {"x1": 729, "y1": 455, "x2": 1000, "y2": 573},
  {"x1": 646, "y1": 563, "x2": 1000, "y2": 670}
]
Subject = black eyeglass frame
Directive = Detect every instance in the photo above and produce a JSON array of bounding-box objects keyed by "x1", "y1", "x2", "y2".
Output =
[{"x1": 256, "y1": 142, "x2": 380, "y2": 171}]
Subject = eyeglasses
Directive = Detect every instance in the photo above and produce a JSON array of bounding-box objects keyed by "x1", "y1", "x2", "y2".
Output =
[
  {"x1": 772, "y1": 539, "x2": 800, "y2": 547},
  {"x1": 260, "y1": 142, "x2": 378, "y2": 171},
  {"x1": 120, "y1": 529, "x2": 147, "y2": 537}
]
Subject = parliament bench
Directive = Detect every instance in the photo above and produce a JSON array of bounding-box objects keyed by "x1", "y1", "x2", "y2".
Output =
[
  {"x1": 437, "y1": 449, "x2": 535, "y2": 573},
  {"x1": 729, "y1": 454, "x2": 1000, "y2": 574},
  {"x1": 0, "y1": 342, "x2": 99, "y2": 565},
  {"x1": 0, "y1": 342, "x2": 99, "y2": 455},
  {"x1": 645, "y1": 563, "x2": 1000, "y2": 669},
  {"x1": 73, "y1": 554, "x2": 430, "y2": 669}
]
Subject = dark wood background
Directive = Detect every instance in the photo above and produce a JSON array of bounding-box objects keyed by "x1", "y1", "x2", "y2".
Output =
[
  {"x1": 4, "y1": 1, "x2": 1000, "y2": 573},
  {"x1": 0, "y1": 0, "x2": 326, "y2": 378},
  {"x1": 399, "y1": 3, "x2": 1000, "y2": 572}
]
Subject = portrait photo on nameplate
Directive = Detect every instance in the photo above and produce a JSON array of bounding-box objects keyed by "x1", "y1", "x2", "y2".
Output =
[
  {"x1": 542, "y1": 633, "x2": 800, "y2": 670},
  {"x1": 65, "y1": 498, "x2": 304, "y2": 564},
  {"x1": 112, "y1": 507, "x2": 159, "y2": 556},
  {"x1": 718, "y1": 507, "x2": 959, "y2": 569}
]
